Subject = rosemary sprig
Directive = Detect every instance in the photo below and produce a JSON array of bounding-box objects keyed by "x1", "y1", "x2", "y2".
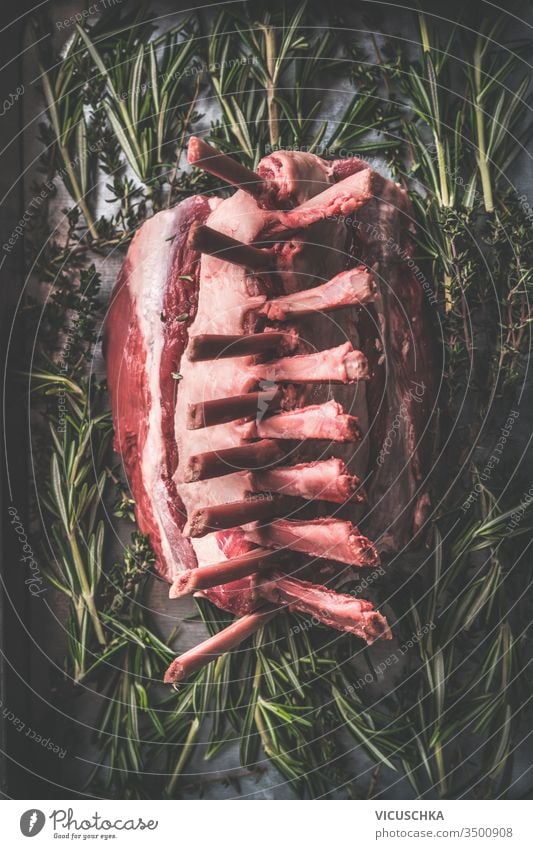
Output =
[
  {"x1": 76, "y1": 21, "x2": 199, "y2": 190},
  {"x1": 38, "y1": 55, "x2": 98, "y2": 239},
  {"x1": 205, "y1": 3, "x2": 391, "y2": 166},
  {"x1": 468, "y1": 21, "x2": 531, "y2": 212},
  {"x1": 31, "y1": 266, "x2": 109, "y2": 677}
]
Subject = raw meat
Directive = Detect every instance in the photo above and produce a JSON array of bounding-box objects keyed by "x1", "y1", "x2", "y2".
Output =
[{"x1": 105, "y1": 138, "x2": 436, "y2": 682}]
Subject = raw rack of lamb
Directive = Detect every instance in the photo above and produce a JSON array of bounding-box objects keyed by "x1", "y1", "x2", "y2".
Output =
[{"x1": 104, "y1": 138, "x2": 435, "y2": 683}]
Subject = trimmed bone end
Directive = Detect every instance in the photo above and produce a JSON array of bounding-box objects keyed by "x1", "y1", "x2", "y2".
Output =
[
  {"x1": 183, "y1": 514, "x2": 203, "y2": 538},
  {"x1": 258, "y1": 573, "x2": 391, "y2": 644},
  {"x1": 364, "y1": 273, "x2": 378, "y2": 302},
  {"x1": 343, "y1": 416, "x2": 363, "y2": 443},
  {"x1": 183, "y1": 509, "x2": 207, "y2": 539},
  {"x1": 364, "y1": 611, "x2": 393, "y2": 642},
  {"x1": 187, "y1": 135, "x2": 204, "y2": 166},
  {"x1": 186, "y1": 403, "x2": 204, "y2": 430},
  {"x1": 352, "y1": 532, "x2": 380, "y2": 567},
  {"x1": 184, "y1": 459, "x2": 200, "y2": 482},
  {"x1": 169, "y1": 572, "x2": 195, "y2": 599},
  {"x1": 341, "y1": 166, "x2": 377, "y2": 209},
  {"x1": 330, "y1": 157, "x2": 370, "y2": 181},
  {"x1": 346, "y1": 350, "x2": 369, "y2": 381},
  {"x1": 164, "y1": 659, "x2": 186, "y2": 684}
]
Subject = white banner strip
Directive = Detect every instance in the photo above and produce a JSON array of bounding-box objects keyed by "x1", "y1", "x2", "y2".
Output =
[{"x1": 2, "y1": 800, "x2": 530, "y2": 848}]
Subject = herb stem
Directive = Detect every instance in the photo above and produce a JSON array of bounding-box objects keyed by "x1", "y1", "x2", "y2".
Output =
[
  {"x1": 60, "y1": 143, "x2": 99, "y2": 240},
  {"x1": 473, "y1": 38, "x2": 494, "y2": 213},
  {"x1": 419, "y1": 14, "x2": 431, "y2": 54},
  {"x1": 166, "y1": 717, "x2": 201, "y2": 796},
  {"x1": 434, "y1": 135, "x2": 450, "y2": 208},
  {"x1": 40, "y1": 67, "x2": 99, "y2": 239},
  {"x1": 255, "y1": 699, "x2": 275, "y2": 760},
  {"x1": 69, "y1": 529, "x2": 106, "y2": 649},
  {"x1": 260, "y1": 24, "x2": 280, "y2": 147},
  {"x1": 434, "y1": 741, "x2": 447, "y2": 797}
]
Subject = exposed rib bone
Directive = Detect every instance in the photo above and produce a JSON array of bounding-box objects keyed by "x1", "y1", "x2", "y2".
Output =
[
  {"x1": 188, "y1": 223, "x2": 272, "y2": 271},
  {"x1": 188, "y1": 331, "x2": 296, "y2": 361},
  {"x1": 185, "y1": 439, "x2": 285, "y2": 482},
  {"x1": 169, "y1": 547, "x2": 282, "y2": 598},
  {"x1": 244, "y1": 517, "x2": 379, "y2": 567},
  {"x1": 164, "y1": 605, "x2": 279, "y2": 683},
  {"x1": 259, "y1": 574, "x2": 391, "y2": 642},
  {"x1": 238, "y1": 400, "x2": 361, "y2": 442},
  {"x1": 252, "y1": 458, "x2": 365, "y2": 504},
  {"x1": 188, "y1": 136, "x2": 270, "y2": 201},
  {"x1": 187, "y1": 390, "x2": 282, "y2": 429},
  {"x1": 251, "y1": 342, "x2": 368, "y2": 384},
  {"x1": 258, "y1": 267, "x2": 375, "y2": 321},
  {"x1": 265, "y1": 168, "x2": 380, "y2": 236},
  {"x1": 184, "y1": 495, "x2": 290, "y2": 538}
]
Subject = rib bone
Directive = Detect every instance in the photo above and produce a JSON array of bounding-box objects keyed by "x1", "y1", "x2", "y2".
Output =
[
  {"x1": 187, "y1": 390, "x2": 282, "y2": 429},
  {"x1": 185, "y1": 439, "x2": 285, "y2": 482},
  {"x1": 184, "y1": 495, "x2": 292, "y2": 538},
  {"x1": 238, "y1": 400, "x2": 361, "y2": 442},
  {"x1": 259, "y1": 573, "x2": 391, "y2": 642},
  {"x1": 251, "y1": 342, "x2": 368, "y2": 384},
  {"x1": 258, "y1": 267, "x2": 375, "y2": 321},
  {"x1": 188, "y1": 331, "x2": 296, "y2": 361},
  {"x1": 188, "y1": 136, "x2": 270, "y2": 201},
  {"x1": 169, "y1": 547, "x2": 282, "y2": 598},
  {"x1": 264, "y1": 168, "x2": 380, "y2": 235},
  {"x1": 188, "y1": 223, "x2": 272, "y2": 271},
  {"x1": 244, "y1": 517, "x2": 379, "y2": 567},
  {"x1": 164, "y1": 605, "x2": 278, "y2": 683},
  {"x1": 251, "y1": 458, "x2": 364, "y2": 504}
]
